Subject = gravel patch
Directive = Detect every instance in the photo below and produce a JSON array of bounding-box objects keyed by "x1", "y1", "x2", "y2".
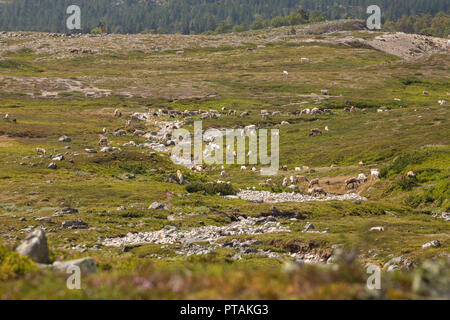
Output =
[
  {"x1": 235, "y1": 190, "x2": 367, "y2": 203},
  {"x1": 102, "y1": 216, "x2": 290, "y2": 247}
]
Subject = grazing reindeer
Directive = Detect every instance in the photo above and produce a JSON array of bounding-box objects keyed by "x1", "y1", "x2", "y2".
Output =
[
  {"x1": 98, "y1": 134, "x2": 108, "y2": 146},
  {"x1": 370, "y1": 169, "x2": 380, "y2": 180},
  {"x1": 308, "y1": 187, "x2": 327, "y2": 196},
  {"x1": 309, "y1": 178, "x2": 319, "y2": 188},
  {"x1": 309, "y1": 128, "x2": 322, "y2": 137},
  {"x1": 345, "y1": 177, "x2": 360, "y2": 189},
  {"x1": 114, "y1": 109, "x2": 122, "y2": 118}
]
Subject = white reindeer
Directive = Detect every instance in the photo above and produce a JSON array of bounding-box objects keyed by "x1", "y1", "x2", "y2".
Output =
[{"x1": 370, "y1": 169, "x2": 379, "y2": 180}]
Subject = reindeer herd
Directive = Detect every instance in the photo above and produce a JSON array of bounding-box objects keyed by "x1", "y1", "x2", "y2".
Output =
[{"x1": 252, "y1": 166, "x2": 380, "y2": 197}]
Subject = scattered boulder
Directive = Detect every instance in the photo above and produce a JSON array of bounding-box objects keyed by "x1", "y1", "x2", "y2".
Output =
[
  {"x1": 422, "y1": 240, "x2": 440, "y2": 249},
  {"x1": 260, "y1": 206, "x2": 305, "y2": 220},
  {"x1": 387, "y1": 265, "x2": 399, "y2": 272},
  {"x1": 122, "y1": 173, "x2": 135, "y2": 179},
  {"x1": 433, "y1": 212, "x2": 449, "y2": 222},
  {"x1": 47, "y1": 162, "x2": 57, "y2": 169},
  {"x1": 384, "y1": 256, "x2": 402, "y2": 270},
  {"x1": 123, "y1": 141, "x2": 136, "y2": 147},
  {"x1": 15, "y1": 229, "x2": 50, "y2": 264},
  {"x1": 61, "y1": 207, "x2": 78, "y2": 214},
  {"x1": 58, "y1": 135, "x2": 71, "y2": 142},
  {"x1": 52, "y1": 155, "x2": 64, "y2": 161},
  {"x1": 100, "y1": 146, "x2": 113, "y2": 153},
  {"x1": 148, "y1": 202, "x2": 168, "y2": 210},
  {"x1": 53, "y1": 257, "x2": 97, "y2": 275},
  {"x1": 62, "y1": 218, "x2": 89, "y2": 229},
  {"x1": 113, "y1": 129, "x2": 127, "y2": 136},
  {"x1": 35, "y1": 216, "x2": 53, "y2": 223}
]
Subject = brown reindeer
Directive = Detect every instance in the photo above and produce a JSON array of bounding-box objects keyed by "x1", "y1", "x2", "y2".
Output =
[
  {"x1": 309, "y1": 128, "x2": 322, "y2": 137},
  {"x1": 345, "y1": 177, "x2": 360, "y2": 189}
]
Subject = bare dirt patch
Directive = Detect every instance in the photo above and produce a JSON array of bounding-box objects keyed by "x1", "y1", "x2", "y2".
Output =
[{"x1": 364, "y1": 33, "x2": 450, "y2": 59}]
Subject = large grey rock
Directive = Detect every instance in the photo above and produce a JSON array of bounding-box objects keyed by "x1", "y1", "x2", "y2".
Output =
[
  {"x1": 438, "y1": 212, "x2": 450, "y2": 221},
  {"x1": 387, "y1": 265, "x2": 399, "y2": 272},
  {"x1": 47, "y1": 162, "x2": 57, "y2": 169},
  {"x1": 35, "y1": 216, "x2": 53, "y2": 223},
  {"x1": 52, "y1": 155, "x2": 64, "y2": 161},
  {"x1": 422, "y1": 240, "x2": 440, "y2": 249},
  {"x1": 61, "y1": 207, "x2": 78, "y2": 214},
  {"x1": 59, "y1": 135, "x2": 71, "y2": 142},
  {"x1": 148, "y1": 202, "x2": 168, "y2": 210},
  {"x1": 16, "y1": 229, "x2": 50, "y2": 264},
  {"x1": 122, "y1": 173, "x2": 135, "y2": 179},
  {"x1": 53, "y1": 257, "x2": 97, "y2": 275},
  {"x1": 62, "y1": 218, "x2": 89, "y2": 229},
  {"x1": 384, "y1": 256, "x2": 403, "y2": 269}
]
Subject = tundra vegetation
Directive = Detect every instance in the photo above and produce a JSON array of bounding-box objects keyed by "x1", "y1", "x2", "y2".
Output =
[{"x1": 0, "y1": 19, "x2": 448, "y2": 299}]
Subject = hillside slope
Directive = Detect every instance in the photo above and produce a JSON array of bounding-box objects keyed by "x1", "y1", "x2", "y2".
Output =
[{"x1": 0, "y1": 22, "x2": 448, "y2": 299}]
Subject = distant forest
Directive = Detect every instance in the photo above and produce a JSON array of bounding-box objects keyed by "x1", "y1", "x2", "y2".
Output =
[{"x1": 0, "y1": 0, "x2": 448, "y2": 37}]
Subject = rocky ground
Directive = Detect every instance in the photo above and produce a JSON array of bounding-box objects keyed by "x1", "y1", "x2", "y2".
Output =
[
  {"x1": 234, "y1": 190, "x2": 367, "y2": 203},
  {"x1": 0, "y1": 20, "x2": 448, "y2": 299},
  {"x1": 365, "y1": 32, "x2": 450, "y2": 60}
]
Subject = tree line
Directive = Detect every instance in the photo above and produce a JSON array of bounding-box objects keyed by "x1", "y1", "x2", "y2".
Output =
[
  {"x1": 0, "y1": 0, "x2": 448, "y2": 37},
  {"x1": 384, "y1": 12, "x2": 450, "y2": 38}
]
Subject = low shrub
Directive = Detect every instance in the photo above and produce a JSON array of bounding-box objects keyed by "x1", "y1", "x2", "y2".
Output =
[
  {"x1": 395, "y1": 176, "x2": 418, "y2": 191},
  {"x1": 0, "y1": 246, "x2": 37, "y2": 281},
  {"x1": 118, "y1": 162, "x2": 149, "y2": 175},
  {"x1": 186, "y1": 182, "x2": 235, "y2": 195}
]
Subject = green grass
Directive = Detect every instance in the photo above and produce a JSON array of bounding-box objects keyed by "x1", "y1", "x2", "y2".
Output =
[{"x1": 0, "y1": 26, "x2": 448, "y2": 299}]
